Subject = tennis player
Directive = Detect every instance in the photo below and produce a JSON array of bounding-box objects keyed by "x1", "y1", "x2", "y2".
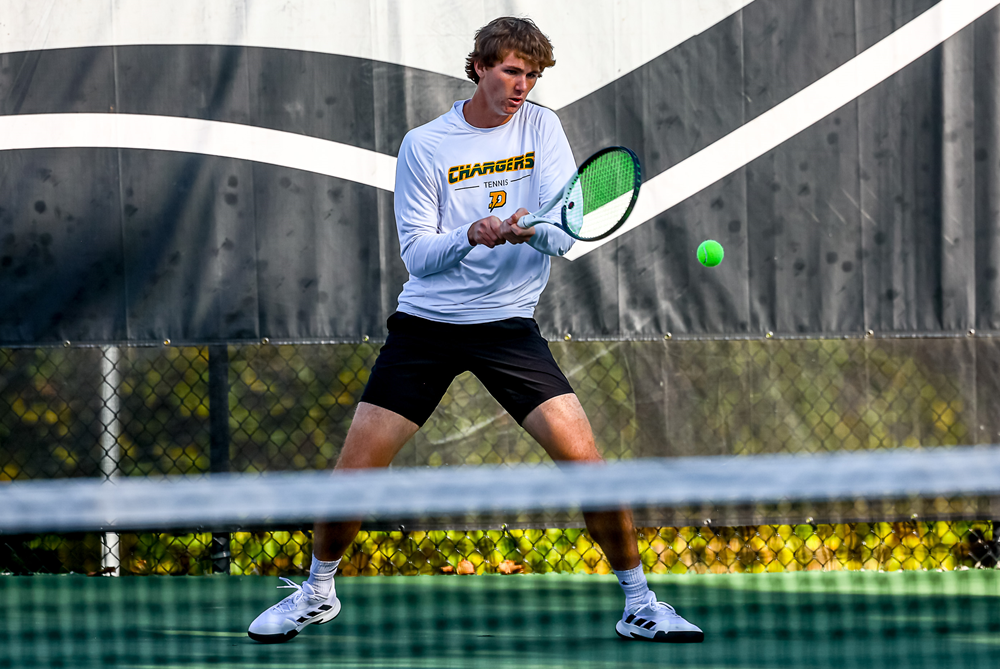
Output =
[{"x1": 249, "y1": 16, "x2": 703, "y2": 645}]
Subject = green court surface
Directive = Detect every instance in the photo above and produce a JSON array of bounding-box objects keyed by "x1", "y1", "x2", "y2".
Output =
[{"x1": 2, "y1": 570, "x2": 998, "y2": 668}]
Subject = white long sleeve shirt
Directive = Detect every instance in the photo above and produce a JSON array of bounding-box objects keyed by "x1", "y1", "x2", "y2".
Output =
[{"x1": 393, "y1": 100, "x2": 577, "y2": 324}]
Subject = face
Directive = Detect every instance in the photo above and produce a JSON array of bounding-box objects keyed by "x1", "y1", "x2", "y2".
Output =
[{"x1": 474, "y1": 51, "x2": 541, "y2": 120}]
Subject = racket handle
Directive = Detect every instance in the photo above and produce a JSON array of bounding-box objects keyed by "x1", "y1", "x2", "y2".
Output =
[{"x1": 518, "y1": 213, "x2": 542, "y2": 229}]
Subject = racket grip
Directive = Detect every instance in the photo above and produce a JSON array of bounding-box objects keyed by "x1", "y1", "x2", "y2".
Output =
[{"x1": 518, "y1": 213, "x2": 541, "y2": 229}]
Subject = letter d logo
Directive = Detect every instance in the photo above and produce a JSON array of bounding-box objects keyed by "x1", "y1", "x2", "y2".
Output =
[{"x1": 488, "y1": 190, "x2": 506, "y2": 212}]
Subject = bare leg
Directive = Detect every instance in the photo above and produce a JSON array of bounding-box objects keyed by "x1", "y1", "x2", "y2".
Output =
[
  {"x1": 312, "y1": 402, "x2": 419, "y2": 561},
  {"x1": 521, "y1": 394, "x2": 641, "y2": 571}
]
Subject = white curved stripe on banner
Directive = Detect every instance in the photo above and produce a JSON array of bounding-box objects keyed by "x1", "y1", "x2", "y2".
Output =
[
  {"x1": 0, "y1": 0, "x2": 754, "y2": 110},
  {"x1": 0, "y1": 113, "x2": 397, "y2": 192},
  {"x1": 565, "y1": 0, "x2": 1000, "y2": 260}
]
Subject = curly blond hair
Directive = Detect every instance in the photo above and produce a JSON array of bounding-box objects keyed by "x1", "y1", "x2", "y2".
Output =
[{"x1": 465, "y1": 17, "x2": 555, "y2": 84}]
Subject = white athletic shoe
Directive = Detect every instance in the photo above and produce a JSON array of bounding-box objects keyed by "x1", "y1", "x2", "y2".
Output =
[
  {"x1": 247, "y1": 577, "x2": 341, "y2": 644},
  {"x1": 615, "y1": 592, "x2": 704, "y2": 643}
]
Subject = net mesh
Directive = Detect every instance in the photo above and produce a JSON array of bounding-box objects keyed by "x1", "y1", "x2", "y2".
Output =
[
  {"x1": 3, "y1": 339, "x2": 1000, "y2": 667},
  {"x1": 2, "y1": 456, "x2": 999, "y2": 668},
  {"x1": 4, "y1": 569, "x2": 996, "y2": 669}
]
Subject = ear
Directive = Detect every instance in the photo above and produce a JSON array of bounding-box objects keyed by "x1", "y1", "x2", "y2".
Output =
[{"x1": 474, "y1": 59, "x2": 487, "y2": 80}]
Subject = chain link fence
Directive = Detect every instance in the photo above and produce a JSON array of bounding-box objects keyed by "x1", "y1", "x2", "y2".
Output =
[
  {"x1": 4, "y1": 520, "x2": 997, "y2": 578},
  {"x1": 1, "y1": 337, "x2": 998, "y2": 576}
]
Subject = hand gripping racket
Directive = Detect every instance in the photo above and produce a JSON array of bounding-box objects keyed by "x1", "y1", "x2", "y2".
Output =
[{"x1": 517, "y1": 146, "x2": 642, "y2": 241}]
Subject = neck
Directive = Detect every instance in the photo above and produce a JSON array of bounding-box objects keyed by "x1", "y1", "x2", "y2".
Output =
[{"x1": 462, "y1": 93, "x2": 513, "y2": 129}]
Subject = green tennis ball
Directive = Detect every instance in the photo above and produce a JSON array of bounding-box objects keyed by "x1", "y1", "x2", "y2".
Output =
[{"x1": 697, "y1": 240, "x2": 724, "y2": 267}]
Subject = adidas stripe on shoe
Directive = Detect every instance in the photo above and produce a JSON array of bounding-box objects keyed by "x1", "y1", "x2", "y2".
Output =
[
  {"x1": 615, "y1": 592, "x2": 704, "y2": 643},
  {"x1": 248, "y1": 577, "x2": 341, "y2": 644}
]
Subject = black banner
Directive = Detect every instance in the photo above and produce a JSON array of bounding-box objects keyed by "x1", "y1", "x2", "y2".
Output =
[{"x1": 3, "y1": 0, "x2": 999, "y2": 344}]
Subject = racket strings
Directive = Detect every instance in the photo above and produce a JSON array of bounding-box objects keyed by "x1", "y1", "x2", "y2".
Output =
[{"x1": 570, "y1": 149, "x2": 640, "y2": 241}]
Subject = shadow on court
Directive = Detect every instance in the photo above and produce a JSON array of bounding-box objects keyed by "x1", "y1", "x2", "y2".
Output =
[{"x1": 2, "y1": 571, "x2": 998, "y2": 668}]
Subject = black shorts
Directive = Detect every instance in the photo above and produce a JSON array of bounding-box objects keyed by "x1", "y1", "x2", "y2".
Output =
[{"x1": 360, "y1": 312, "x2": 575, "y2": 426}]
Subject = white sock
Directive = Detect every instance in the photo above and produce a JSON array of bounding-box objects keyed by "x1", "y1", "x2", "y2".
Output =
[
  {"x1": 613, "y1": 564, "x2": 650, "y2": 613},
  {"x1": 305, "y1": 555, "x2": 341, "y2": 599}
]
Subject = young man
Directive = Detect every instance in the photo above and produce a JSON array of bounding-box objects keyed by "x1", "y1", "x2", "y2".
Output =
[{"x1": 248, "y1": 16, "x2": 703, "y2": 645}]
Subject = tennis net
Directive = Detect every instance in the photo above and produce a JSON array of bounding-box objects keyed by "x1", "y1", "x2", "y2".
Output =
[{"x1": 2, "y1": 447, "x2": 999, "y2": 668}]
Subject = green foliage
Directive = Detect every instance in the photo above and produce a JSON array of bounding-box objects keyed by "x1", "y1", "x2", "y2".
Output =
[{"x1": 28, "y1": 520, "x2": 980, "y2": 577}]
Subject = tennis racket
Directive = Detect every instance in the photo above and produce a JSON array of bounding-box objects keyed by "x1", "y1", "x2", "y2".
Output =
[{"x1": 517, "y1": 146, "x2": 641, "y2": 241}]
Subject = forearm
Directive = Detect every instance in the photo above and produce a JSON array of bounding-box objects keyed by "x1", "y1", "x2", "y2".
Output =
[
  {"x1": 400, "y1": 223, "x2": 476, "y2": 278},
  {"x1": 527, "y1": 222, "x2": 575, "y2": 257}
]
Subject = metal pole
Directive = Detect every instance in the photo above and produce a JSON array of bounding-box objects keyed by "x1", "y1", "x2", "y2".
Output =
[
  {"x1": 99, "y1": 346, "x2": 121, "y2": 575},
  {"x1": 208, "y1": 344, "x2": 232, "y2": 573}
]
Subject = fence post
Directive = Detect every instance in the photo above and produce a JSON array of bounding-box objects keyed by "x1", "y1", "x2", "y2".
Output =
[
  {"x1": 208, "y1": 344, "x2": 231, "y2": 574},
  {"x1": 99, "y1": 346, "x2": 121, "y2": 575}
]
